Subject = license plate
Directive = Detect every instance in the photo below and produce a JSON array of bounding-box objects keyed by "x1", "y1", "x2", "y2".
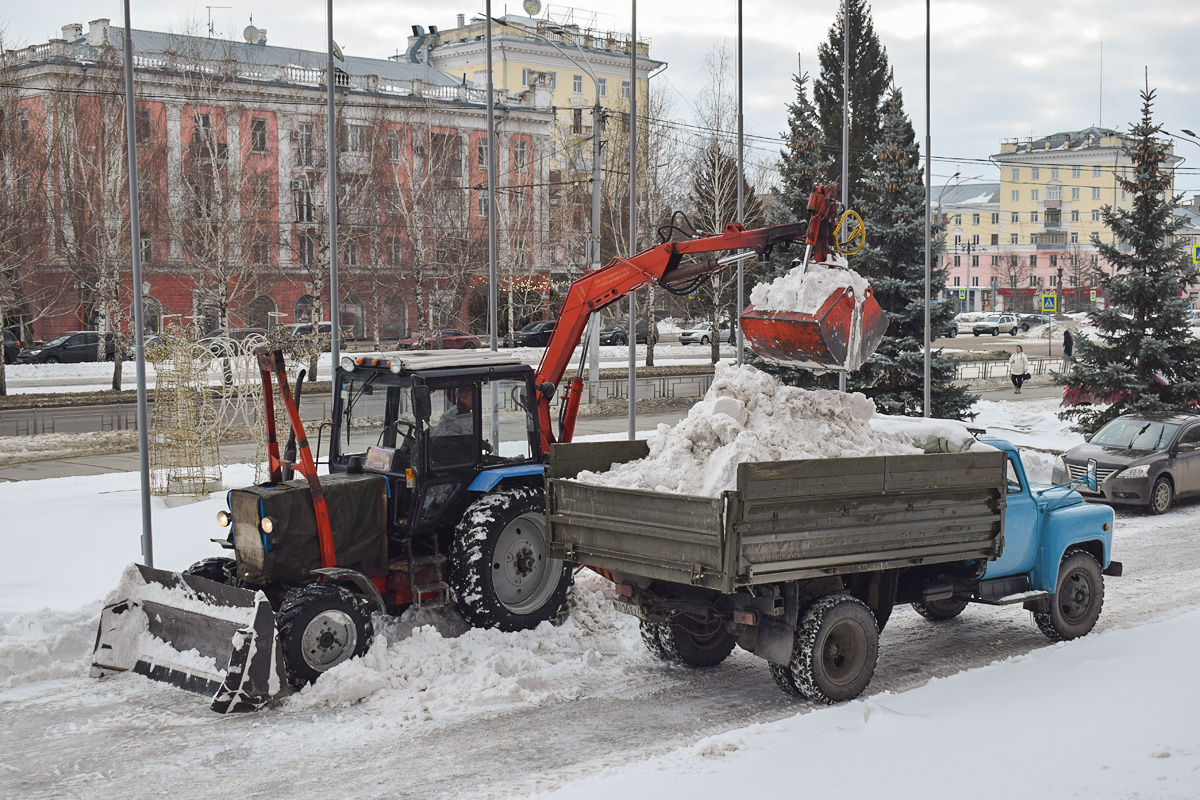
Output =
[{"x1": 612, "y1": 598, "x2": 650, "y2": 621}]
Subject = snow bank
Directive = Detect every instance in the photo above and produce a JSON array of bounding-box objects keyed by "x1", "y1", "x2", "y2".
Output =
[
  {"x1": 749, "y1": 261, "x2": 870, "y2": 314},
  {"x1": 0, "y1": 606, "x2": 100, "y2": 688},
  {"x1": 574, "y1": 364, "x2": 921, "y2": 496}
]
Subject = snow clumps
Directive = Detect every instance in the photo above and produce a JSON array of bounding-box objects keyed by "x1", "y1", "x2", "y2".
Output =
[
  {"x1": 749, "y1": 259, "x2": 871, "y2": 314},
  {"x1": 573, "y1": 363, "x2": 922, "y2": 497}
]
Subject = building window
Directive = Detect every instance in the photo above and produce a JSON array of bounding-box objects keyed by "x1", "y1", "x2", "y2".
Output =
[
  {"x1": 972, "y1": 275, "x2": 979, "y2": 286},
  {"x1": 1090, "y1": 254, "x2": 1098, "y2": 267},
  {"x1": 342, "y1": 123, "x2": 369, "y2": 153},
  {"x1": 972, "y1": 213, "x2": 980, "y2": 225},
  {"x1": 342, "y1": 241, "x2": 358, "y2": 267},
  {"x1": 1051, "y1": 167, "x2": 1059, "y2": 179},
  {"x1": 386, "y1": 130, "x2": 402, "y2": 162},
  {"x1": 1010, "y1": 233, "x2": 1019, "y2": 244},
  {"x1": 990, "y1": 255, "x2": 999, "y2": 266},
  {"x1": 1031, "y1": 189, "x2": 1039, "y2": 202},
  {"x1": 1049, "y1": 274, "x2": 1058, "y2": 286},
  {"x1": 1030, "y1": 210, "x2": 1039, "y2": 223},
  {"x1": 991, "y1": 212, "x2": 1000, "y2": 224},
  {"x1": 1070, "y1": 232, "x2": 1079, "y2": 243},
  {"x1": 1091, "y1": 209, "x2": 1100, "y2": 222},
  {"x1": 1046, "y1": 185, "x2": 1060, "y2": 201},
  {"x1": 431, "y1": 132, "x2": 462, "y2": 177},
  {"x1": 522, "y1": 68, "x2": 530, "y2": 86},
  {"x1": 598, "y1": 78, "x2": 607, "y2": 97},
  {"x1": 1049, "y1": 254, "x2": 1058, "y2": 267},
  {"x1": 477, "y1": 136, "x2": 488, "y2": 170},
  {"x1": 572, "y1": 109, "x2": 583, "y2": 134},
  {"x1": 1012, "y1": 168, "x2": 1020, "y2": 181},
  {"x1": 296, "y1": 122, "x2": 314, "y2": 167},
  {"x1": 140, "y1": 231, "x2": 153, "y2": 264},
  {"x1": 971, "y1": 234, "x2": 980, "y2": 245},
  {"x1": 1072, "y1": 166, "x2": 1081, "y2": 178},
  {"x1": 573, "y1": 74, "x2": 583, "y2": 93},
  {"x1": 1071, "y1": 210, "x2": 1079, "y2": 222},
  {"x1": 293, "y1": 179, "x2": 314, "y2": 223},
  {"x1": 1030, "y1": 234, "x2": 1038, "y2": 244},
  {"x1": 954, "y1": 214, "x2": 961, "y2": 225},
  {"x1": 1011, "y1": 211, "x2": 1019, "y2": 223},
  {"x1": 135, "y1": 107, "x2": 153, "y2": 141},
  {"x1": 1009, "y1": 255, "x2": 1019, "y2": 268},
  {"x1": 298, "y1": 233, "x2": 316, "y2": 267},
  {"x1": 250, "y1": 118, "x2": 268, "y2": 153},
  {"x1": 971, "y1": 255, "x2": 979, "y2": 268},
  {"x1": 514, "y1": 140, "x2": 528, "y2": 172},
  {"x1": 1029, "y1": 276, "x2": 1039, "y2": 287},
  {"x1": 477, "y1": 193, "x2": 488, "y2": 219},
  {"x1": 953, "y1": 255, "x2": 961, "y2": 267},
  {"x1": 953, "y1": 234, "x2": 961, "y2": 247},
  {"x1": 387, "y1": 236, "x2": 402, "y2": 266},
  {"x1": 1071, "y1": 187, "x2": 1080, "y2": 200},
  {"x1": 622, "y1": 81, "x2": 631, "y2": 100},
  {"x1": 1031, "y1": 167, "x2": 1040, "y2": 179},
  {"x1": 1093, "y1": 165, "x2": 1102, "y2": 178},
  {"x1": 953, "y1": 276, "x2": 960, "y2": 287},
  {"x1": 1045, "y1": 208, "x2": 1060, "y2": 226},
  {"x1": 991, "y1": 234, "x2": 999, "y2": 245}
]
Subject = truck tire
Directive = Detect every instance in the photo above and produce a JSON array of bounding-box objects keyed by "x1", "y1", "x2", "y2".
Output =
[
  {"x1": 658, "y1": 617, "x2": 736, "y2": 668},
  {"x1": 1033, "y1": 550, "x2": 1104, "y2": 642},
  {"x1": 276, "y1": 583, "x2": 374, "y2": 689},
  {"x1": 639, "y1": 620, "x2": 672, "y2": 661},
  {"x1": 910, "y1": 597, "x2": 968, "y2": 621},
  {"x1": 450, "y1": 486, "x2": 571, "y2": 632},
  {"x1": 182, "y1": 556, "x2": 242, "y2": 588},
  {"x1": 773, "y1": 595, "x2": 879, "y2": 704}
]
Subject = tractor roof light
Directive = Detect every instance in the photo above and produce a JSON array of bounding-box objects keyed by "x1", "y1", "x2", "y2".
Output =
[{"x1": 340, "y1": 356, "x2": 356, "y2": 372}]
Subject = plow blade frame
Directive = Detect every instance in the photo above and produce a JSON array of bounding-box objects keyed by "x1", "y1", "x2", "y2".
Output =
[
  {"x1": 91, "y1": 564, "x2": 289, "y2": 713},
  {"x1": 740, "y1": 285, "x2": 889, "y2": 373}
]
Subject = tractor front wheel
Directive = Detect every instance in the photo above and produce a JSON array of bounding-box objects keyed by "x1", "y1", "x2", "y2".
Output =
[
  {"x1": 450, "y1": 486, "x2": 571, "y2": 631},
  {"x1": 277, "y1": 583, "x2": 374, "y2": 689}
]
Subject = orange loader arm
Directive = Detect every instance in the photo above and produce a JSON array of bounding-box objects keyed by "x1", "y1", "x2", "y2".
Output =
[{"x1": 533, "y1": 221, "x2": 805, "y2": 454}]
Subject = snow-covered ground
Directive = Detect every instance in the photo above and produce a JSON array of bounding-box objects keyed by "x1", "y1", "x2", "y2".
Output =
[{"x1": 1, "y1": 398, "x2": 1197, "y2": 799}]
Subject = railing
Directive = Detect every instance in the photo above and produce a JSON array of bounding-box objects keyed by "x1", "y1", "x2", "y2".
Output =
[{"x1": 954, "y1": 356, "x2": 1065, "y2": 381}]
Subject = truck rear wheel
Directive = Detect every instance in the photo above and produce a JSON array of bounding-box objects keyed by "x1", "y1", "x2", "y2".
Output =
[
  {"x1": 276, "y1": 583, "x2": 375, "y2": 689},
  {"x1": 450, "y1": 486, "x2": 571, "y2": 632},
  {"x1": 1034, "y1": 550, "x2": 1104, "y2": 642},
  {"x1": 910, "y1": 597, "x2": 968, "y2": 621},
  {"x1": 657, "y1": 617, "x2": 736, "y2": 668},
  {"x1": 773, "y1": 595, "x2": 879, "y2": 704},
  {"x1": 639, "y1": 620, "x2": 672, "y2": 660}
]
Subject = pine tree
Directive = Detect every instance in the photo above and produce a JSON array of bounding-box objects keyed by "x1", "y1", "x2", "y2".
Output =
[
  {"x1": 775, "y1": 70, "x2": 830, "y2": 223},
  {"x1": 813, "y1": 0, "x2": 891, "y2": 211},
  {"x1": 1060, "y1": 89, "x2": 1199, "y2": 433},
  {"x1": 848, "y1": 85, "x2": 976, "y2": 418}
]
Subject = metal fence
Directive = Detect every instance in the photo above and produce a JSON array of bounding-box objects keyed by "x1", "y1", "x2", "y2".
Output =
[{"x1": 955, "y1": 356, "x2": 1066, "y2": 381}]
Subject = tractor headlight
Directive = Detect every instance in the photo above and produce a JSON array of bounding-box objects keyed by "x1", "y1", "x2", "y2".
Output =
[
  {"x1": 260, "y1": 516, "x2": 277, "y2": 535},
  {"x1": 1117, "y1": 464, "x2": 1150, "y2": 480},
  {"x1": 216, "y1": 510, "x2": 231, "y2": 528}
]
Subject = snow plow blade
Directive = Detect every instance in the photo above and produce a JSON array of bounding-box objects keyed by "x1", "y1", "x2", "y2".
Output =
[
  {"x1": 90, "y1": 563, "x2": 289, "y2": 713},
  {"x1": 740, "y1": 285, "x2": 888, "y2": 373}
]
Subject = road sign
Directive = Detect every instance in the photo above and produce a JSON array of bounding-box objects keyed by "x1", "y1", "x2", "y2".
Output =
[
  {"x1": 1042, "y1": 295, "x2": 1057, "y2": 313},
  {"x1": 1194, "y1": 244, "x2": 1200, "y2": 265},
  {"x1": 1090, "y1": 289, "x2": 1097, "y2": 302},
  {"x1": 958, "y1": 288, "x2": 967, "y2": 299}
]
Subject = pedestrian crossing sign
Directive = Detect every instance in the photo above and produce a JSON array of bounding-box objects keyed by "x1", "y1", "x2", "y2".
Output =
[
  {"x1": 1194, "y1": 244, "x2": 1200, "y2": 264},
  {"x1": 1090, "y1": 289, "x2": 1097, "y2": 301},
  {"x1": 1042, "y1": 295, "x2": 1057, "y2": 312},
  {"x1": 958, "y1": 288, "x2": 967, "y2": 299}
]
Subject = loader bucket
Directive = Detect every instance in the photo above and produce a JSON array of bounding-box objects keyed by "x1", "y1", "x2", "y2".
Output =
[
  {"x1": 91, "y1": 563, "x2": 289, "y2": 713},
  {"x1": 740, "y1": 285, "x2": 889, "y2": 373}
]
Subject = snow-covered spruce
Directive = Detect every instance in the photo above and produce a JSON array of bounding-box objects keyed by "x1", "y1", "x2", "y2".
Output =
[{"x1": 449, "y1": 485, "x2": 571, "y2": 631}]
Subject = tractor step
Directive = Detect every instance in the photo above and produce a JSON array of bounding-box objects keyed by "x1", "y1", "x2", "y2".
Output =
[
  {"x1": 412, "y1": 581, "x2": 451, "y2": 609},
  {"x1": 409, "y1": 554, "x2": 447, "y2": 568}
]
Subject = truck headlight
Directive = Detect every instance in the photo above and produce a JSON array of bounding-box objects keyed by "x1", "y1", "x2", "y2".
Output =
[{"x1": 1117, "y1": 464, "x2": 1150, "y2": 479}]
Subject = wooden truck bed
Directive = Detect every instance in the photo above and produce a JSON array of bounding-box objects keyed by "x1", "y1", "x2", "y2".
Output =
[{"x1": 546, "y1": 441, "x2": 1007, "y2": 594}]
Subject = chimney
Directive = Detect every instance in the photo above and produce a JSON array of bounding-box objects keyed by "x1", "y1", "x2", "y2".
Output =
[
  {"x1": 62, "y1": 23, "x2": 83, "y2": 41},
  {"x1": 457, "y1": 14, "x2": 466, "y2": 27},
  {"x1": 87, "y1": 19, "x2": 110, "y2": 46}
]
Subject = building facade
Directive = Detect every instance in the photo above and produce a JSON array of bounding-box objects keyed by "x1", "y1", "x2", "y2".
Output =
[
  {"x1": 1, "y1": 19, "x2": 555, "y2": 345},
  {"x1": 939, "y1": 127, "x2": 1189, "y2": 314}
]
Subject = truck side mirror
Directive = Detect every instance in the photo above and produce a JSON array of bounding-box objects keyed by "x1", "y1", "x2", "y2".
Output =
[
  {"x1": 1086, "y1": 458, "x2": 1098, "y2": 492},
  {"x1": 413, "y1": 385, "x2": 431, "y2": 422}
]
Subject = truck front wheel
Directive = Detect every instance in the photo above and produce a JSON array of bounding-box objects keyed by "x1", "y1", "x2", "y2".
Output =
[
  {"x1": 1034, "y1": 550, "x2": 1104, "y2": 642},
  {"x1": 911, "y1": 597, "x2": 968, "y2": 621},
  {"x1": 450, "y1": 486, "x2": 571, "y2": 632},
  {"x1": 772, "y1": 594, "x2": 879, "y2": 704}
]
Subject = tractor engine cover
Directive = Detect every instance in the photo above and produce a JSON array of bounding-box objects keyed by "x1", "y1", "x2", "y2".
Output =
[{"x1": 230, "y1": 473, "x2": 388, "y2": 584}]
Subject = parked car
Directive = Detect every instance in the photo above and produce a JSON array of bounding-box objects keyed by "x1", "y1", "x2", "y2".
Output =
[
  {"x1": 397, "y1": 329, "x2": 481, "y2": 350},
  {"x1": 3, "y1": 330, "x2": 20, "y2": 364},
  {"x1": 600, "y1": 319, "x2": 659, "y2": 346},
  {"x1": 1020, "y1": 313, "x2": 1053, "y2": 331},
  {"x1": 17, "y1": 331, "x2": 119, "y2": 364},
  {"x1": 283, "y1": 322, "x2": 353, "y2": 341},
  {"x1": 1052, "y1": 412, "x2": 1200, "y2": 514},
  {"x1": 972, "y1": 314, "x2": 1020, "y2": 336},
  {"x1": 940, "y1": 319, "x2": 959, "y2": 338},
  {"x1": 512, "y1": 320, "x2": 556, "y2": 347},
  {"x1": 679, "y1": 322, "x2": 733, "y2": 345}
]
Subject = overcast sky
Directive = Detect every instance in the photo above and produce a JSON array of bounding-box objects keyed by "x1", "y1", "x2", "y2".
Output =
[{"x1": 5, "y1": 0, "x2": 1199, "y2": 198}]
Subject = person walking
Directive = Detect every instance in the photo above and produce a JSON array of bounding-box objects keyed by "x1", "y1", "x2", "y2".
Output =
[
  {"x1": 1009, "y1": 345, "x2": 1030, "y2": 394},
  {"x1": 1063, "y1": 329, "x2": 1074, "y2": 359}
]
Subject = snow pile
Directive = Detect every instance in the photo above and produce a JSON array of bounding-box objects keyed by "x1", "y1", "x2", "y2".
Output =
[
  {"x1": 573, "y1": 364, "x2": 921, "y2": 496},
  {"x1": 0, "y1": 430, "x2": 138, "y2": 464},
  {"x1": 0, "y1": 606, "x2": 100, "y2": 688},
  {"x1": 749, "y1": 261, "x2": 870, "y2": 314}
]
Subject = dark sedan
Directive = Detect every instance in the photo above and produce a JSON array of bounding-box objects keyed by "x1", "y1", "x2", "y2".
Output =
[
  {"x1": 1052, "y1": 413, "x2": 1200, "y2": 514},
  {"x1": 397, "y1": 329, "x2": 481, "y2": 350},
  {"x1": 512, "y1": 320, "x2": 556, "y2": 347},
  {"x1": 17, "y1": 331, "x2": 119, "y2": 363},
  {"x1": 600, "y1": 320, "x2": 659, "y2": 346}
]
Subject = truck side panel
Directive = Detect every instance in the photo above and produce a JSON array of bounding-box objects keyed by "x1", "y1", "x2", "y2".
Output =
[{"x1": 1030, "y1": 501, "x2": 1115, "y2": 592}]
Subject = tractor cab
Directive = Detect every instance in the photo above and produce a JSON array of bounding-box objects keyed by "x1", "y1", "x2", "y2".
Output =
[{"x1": 329, "y1": 350, "x2": 543, "y2": 553}]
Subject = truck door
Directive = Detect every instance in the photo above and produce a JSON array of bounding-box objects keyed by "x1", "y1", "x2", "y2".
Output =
[{"x1": 982, "y1": 453, "x2": 1039, "y2": 578}]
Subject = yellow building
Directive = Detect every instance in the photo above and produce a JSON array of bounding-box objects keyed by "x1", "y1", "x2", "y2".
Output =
[{"x1": 940, "y1": 126, "x2": 1180, "y2": 313}]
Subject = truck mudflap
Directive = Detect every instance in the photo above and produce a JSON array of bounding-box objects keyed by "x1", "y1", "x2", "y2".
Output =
[{"x1": 90, "y1": 563, "x2": 289, "y2": 713}]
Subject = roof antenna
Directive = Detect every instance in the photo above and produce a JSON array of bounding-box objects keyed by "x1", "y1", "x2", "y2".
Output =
[{"x1": 207, "y1": 6, "x2": 232, "y2": 37}]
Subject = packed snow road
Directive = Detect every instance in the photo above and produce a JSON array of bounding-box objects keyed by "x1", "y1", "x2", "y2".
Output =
[{"x1": 2, "y1": 494, "x2": 1198, "y2": 799}]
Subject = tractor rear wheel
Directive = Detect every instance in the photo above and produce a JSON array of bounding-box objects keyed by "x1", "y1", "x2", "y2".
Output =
[
  {"x1": 277, "y1": 583, "x2": 374, "y2": 689},
  {"x1": 450, "y1": 486, "x2": 571, "y2": 631}
]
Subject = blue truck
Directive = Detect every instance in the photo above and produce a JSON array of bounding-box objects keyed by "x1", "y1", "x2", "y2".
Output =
[{"x1": 546, "y1": 436, "x2": 1120, "y2": 703}]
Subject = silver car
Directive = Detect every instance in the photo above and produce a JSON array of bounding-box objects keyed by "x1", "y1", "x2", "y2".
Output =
[
  {"x1": 679, "y1": 323, "x2": 733, "y2": 345},
  {"x1": 1051, "y1": 413, "x2": 1200, "y2": 514}
]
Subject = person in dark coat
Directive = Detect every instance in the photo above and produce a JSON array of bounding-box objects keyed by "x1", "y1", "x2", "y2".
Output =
[{"x1": 1063, "y1": 329, "x2": 1074, "y2": 359}]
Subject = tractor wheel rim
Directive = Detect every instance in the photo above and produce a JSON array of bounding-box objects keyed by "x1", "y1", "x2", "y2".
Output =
[
  {"x1": 301, "y1": 609, "x2": 358, "y2": 671},
  {"x1": 492, "y1": 512, "x2": 561, "y2": 614},
  {"x1": 822, "y1": 619, "x2": 868, "y2": 687}
]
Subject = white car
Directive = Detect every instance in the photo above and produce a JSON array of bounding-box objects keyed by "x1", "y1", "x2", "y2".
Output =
[
  {"x1": 972, "y1": 314, "x2": 1020, "y2": 336},
  {"x1": 679, "y1": 323, "x2": 733, "y2": 345}
]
